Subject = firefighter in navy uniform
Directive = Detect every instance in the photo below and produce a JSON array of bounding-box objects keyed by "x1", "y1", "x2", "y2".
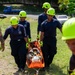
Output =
[
  {"x1": 3, "y1": 16, "x2": 28, "y2": 74},
  {"x1": 19, "y1": 10, "x2": 31, "y2": 42},
  {"x1": 40, "y1": 8, "x2": 62, "y2": 70},
  {"x1": 37, "y1": 2, "x2": 56, "y2": 39}
]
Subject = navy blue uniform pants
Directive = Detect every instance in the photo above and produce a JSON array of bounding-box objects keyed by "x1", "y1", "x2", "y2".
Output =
[
  {"x1": 10, "y1": 39, "x2": 27, "y2": 69},
  {"x1": 42, "y1": 37, "x2": 57, "y2": 67}
]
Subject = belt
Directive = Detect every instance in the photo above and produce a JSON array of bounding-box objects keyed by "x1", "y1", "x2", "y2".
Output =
[
  {"x1": 11, "y1": 39, "x2": 24, "y2": 42},
  {"x1": 17, "y1": 39, "x2": 21, "y2": 41}
]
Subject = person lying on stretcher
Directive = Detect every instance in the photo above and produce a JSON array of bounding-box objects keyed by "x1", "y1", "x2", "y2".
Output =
[{"x1": 27, "y1": 48, "x2": 43, "y2": 63}]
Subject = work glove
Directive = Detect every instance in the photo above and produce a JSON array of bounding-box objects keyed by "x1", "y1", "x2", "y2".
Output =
[
  {"x1": 26, "y1": 43, "x2": 29, "y2": 49},
  {"x1": 37, "y1": 34, "x2": 40, "y2": 40},
  {"x1": 28, "y1": 38, "x2": 31, "y2": 43},
  {"x1": 40, "y1": 41, "x2": 43, "y2": 47}
]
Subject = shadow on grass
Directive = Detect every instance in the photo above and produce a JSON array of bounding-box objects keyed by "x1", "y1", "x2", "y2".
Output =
[
  {"x1": 24, "y1": 63, "x2": 67, "y2": 75},
  {"x1": 26, "y1": 68, "x2": 46, "y2": 75},
  {"x1": 49, "y1": 64, "x2": 67, "y2": 75}
]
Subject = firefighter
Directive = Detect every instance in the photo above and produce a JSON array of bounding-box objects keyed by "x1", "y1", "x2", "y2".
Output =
[
  {"x1": 62, "y1": 18, "x2": 75, "y2": 75},
  {"x1": 19, "y1": 10, "x2": 31, "y2": 42},
  {"x1": 0, "y1": 27, "x2": 4, "y2": 51},
  {"x1": 3, "y1": 16, "x2": 28, "y2": 74},
  {"x1": 40, "y1": 8, "x2": 62, "y2": 70},
  {"x1": 37, "y1": 2, "x2": 56, "y2": 39}
]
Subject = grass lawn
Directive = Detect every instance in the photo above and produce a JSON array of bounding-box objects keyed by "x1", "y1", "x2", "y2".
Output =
[{"x1": 0, "y1": 16, "x2": 71, "y2": 75}]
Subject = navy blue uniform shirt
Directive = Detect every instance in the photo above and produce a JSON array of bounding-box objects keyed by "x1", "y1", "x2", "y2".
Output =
[
  {"x1": 41, "y1": 19, "x2": 62, "y2": 38},
  {"x1": 3, "y1": 24, "x2": 27, "y2": 41},
  {"x1": 37, "y1": 13, "x2": 56, "y2": 32},
  {"x1": 19, "y1": 20, "x2": 31, "y2": 38}
]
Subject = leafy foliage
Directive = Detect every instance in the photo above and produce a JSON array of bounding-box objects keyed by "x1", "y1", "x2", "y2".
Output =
[
  {"x1": 0, "y1": 0, "x2": 59, "y2": 5},
  {"x1": 65, "y1": 2, "x2": 75, "y2": 16},
  {"x1": 58, "y1": 0, "x2": 75, "y2": 16},
  {"x1": 58, "y1": 0, "x2": 69, "y2": 4}
]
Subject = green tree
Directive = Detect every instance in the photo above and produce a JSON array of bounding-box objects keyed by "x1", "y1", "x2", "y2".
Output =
[
  {"x1": 65, "y1": 2, "x2": 75, "y2": 16},
  {"x1": 58, "y1": 0, "x2": 69, "y2": 4},
  {"x1": 58, "y1": 0, "x2": 75, "y2": 16},
  {"x1": 58, "y1": 0, "x2": 69, "y2": 11}
]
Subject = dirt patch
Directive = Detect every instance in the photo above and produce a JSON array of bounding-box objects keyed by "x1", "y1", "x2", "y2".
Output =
[{"x1": 0, "y1": 59, "x2": 17, "y2": 75}]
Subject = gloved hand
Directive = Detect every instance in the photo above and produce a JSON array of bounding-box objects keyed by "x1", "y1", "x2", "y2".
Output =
[
  {"x1": 26, "y1": 43, "x2": 29, "y2": 49},
  {"x1": 37, "y1": 34, "x2": 40, "y2": 40},
  {"x1": 28, "y1": 38, "x2": 31, "y2": 42},
  {"x1": 40, "y1": 41, "x2": 43, "y2": 47}
]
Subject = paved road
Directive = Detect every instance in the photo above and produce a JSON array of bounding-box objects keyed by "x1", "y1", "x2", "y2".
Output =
[{"x1": 0, "y1": 14, "x2": 38, "y2": 19}]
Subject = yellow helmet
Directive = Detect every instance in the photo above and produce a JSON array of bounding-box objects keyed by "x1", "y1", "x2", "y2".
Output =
[
  {"x1": 42, "y1": 2, "x2": 51, "y2": 9},
  {"x1": 62, "y1": 18, "x2": 75, "y2": 40},
  {"x1": 47, "y1": 8, "x2": 55, "y2": 16},
  {"x1": 19, "y1": 10, "x2": 27, "y2": 17},
  {"x1": 10, "y1": 16, "x2": 18, "y2": 25}
]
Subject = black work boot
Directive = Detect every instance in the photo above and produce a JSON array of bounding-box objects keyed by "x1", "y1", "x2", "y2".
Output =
[
  {"x1": 40, "y1": 67, "x2": 45, "y2": 71},
  {"x1": 14, "y1": 68, "x2": 22, "y2": 75},
  {"x1": 20, "y1": 68, "x2": 25, "y2": 75},
  {"x1": 68, "y1": 70, "x2": 73, "y2": 75}
]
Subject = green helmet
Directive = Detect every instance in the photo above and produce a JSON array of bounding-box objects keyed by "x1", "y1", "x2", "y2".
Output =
[
  {"x1": 47, "y1": 8, "x2": 55, "y2": 16},
  {"x1": 62, "y1": 18, "x2": 75, "y2": 40},
  {"x1": 42, "y1": 2, "x2": 51, "y2": 9},
  {"x1": 19, "y1": 10, "x2": 27, "y2": 17},
  {"x1": 10, "y1": 16, "x2": 18, "y2": 25}
]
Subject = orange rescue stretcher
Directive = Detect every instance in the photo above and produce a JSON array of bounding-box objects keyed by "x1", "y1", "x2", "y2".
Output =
[{"x1": 26, "y1": 40, "x2": 45, "y2": 75}]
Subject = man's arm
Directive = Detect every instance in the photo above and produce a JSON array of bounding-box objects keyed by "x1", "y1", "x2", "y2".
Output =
[
  {"x1": 27, "y1": 22, "x2": 31, "y2": 42},
  {"x1": 56, "y1": 20, "x2": 62, "y2": 33},
  {"x1": 37, "y1": 15, "x2": 42, "y2": 36},
  {"x1": 0, "y1": 28, "x2": 5, "y2": 51},
  {"x1": 40, "y1": 32, "x2": 44, "y2": 41},
  {"x1": 39, "y1": 32, "x2": 44, "y2": 46},
  {"x1": 24, "y1": 37, "x2": 28, "y2": 43}
]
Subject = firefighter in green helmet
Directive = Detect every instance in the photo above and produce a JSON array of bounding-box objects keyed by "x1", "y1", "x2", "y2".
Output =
[
  {"x1": 62, "y1": 18, "x2": 75, "y2": 75},
  {"x1": 3, "y1": 16, "x2": 28, "y2": 74},
  {"x1": 37, "y1": 2, "x2": 56, "y2": 40},
  {"x1": 19, "y1": 10, "x2": 31, "y2": 42},
  {"x1": 40, "y1": 7, "x2": 62, "y2": 70}
]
